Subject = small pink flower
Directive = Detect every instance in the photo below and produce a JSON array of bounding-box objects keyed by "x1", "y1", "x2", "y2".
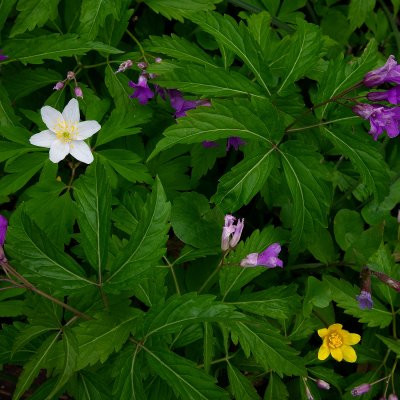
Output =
[
  {"x1": 53, "y1": 81, "x2": 65, "y2": 91},
  {"x1": 240, "y1": 243, "x2": 283, "y2": 268},
  {"x1": 74, "y1": 87, "x2": 83, "y2": 98}
]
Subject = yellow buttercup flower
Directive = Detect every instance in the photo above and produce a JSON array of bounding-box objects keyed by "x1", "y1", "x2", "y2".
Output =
[{"x1": 317, "y1": 323, "x2": 361, "y2": 362}]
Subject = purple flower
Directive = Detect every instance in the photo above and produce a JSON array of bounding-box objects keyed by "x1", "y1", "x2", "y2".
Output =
[
  {"x1": 352, "y1": 103, "x2": 400, "y2": 140},
  {"x1": 137, "y1": 61, "x2": 148, "y2": 70},
  {"x1": 226, "y1": 137, "x2": 246, "y2": 151},
  {"x1": 316, "y1": 380, "x2": 330, "y2": 390},
  {"x1": 53, "y1": 81, "x2": 65, "y2": 91},
  {"x1": 364, "y1": 55, "x2": 400, "y2": 87},
  {"x1": 129, "y1": 75, "x2": 154, "y2": 105},
  {"x1": 356, "y1": 290, "x2": 373, "y2": 310},
  {"x1": 169, "y1": 89, "x2": 211, "y2": 118},
  {"x1": 0, "y1": 50, "x2": 8, "y2": 61},
  {"x1": 115, "y1": 60, "x2": 133, "y2": 74},
  {"x1": 367, "y1": 86, "x2": 400, "y2": 104},
  {"x1": 389, "y1": 394, "x2": 399, "y2": 400},
  {"x1": 351, "y1": 383, "x2": 371, "y2": 396},
  {"x1": 0, "y1": 215, "x2": 7, "y2": 246},
  {"x1": 240, "y1": 243, "x2": 283, "y2": 268},
  {"x1": 202, "y1": 141, "x2": 219, "y2": 148},
  {"x1": 74, "y1": 87, "x2": 83, "y2": 98},
  {"x1": 221, "y1": 215, "x2": 244, "y2": 251}
]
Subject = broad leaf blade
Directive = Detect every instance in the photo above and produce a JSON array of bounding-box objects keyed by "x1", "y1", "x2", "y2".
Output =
[{"x1": 227, "y1": 362, "x2": 260, "y2": 400}]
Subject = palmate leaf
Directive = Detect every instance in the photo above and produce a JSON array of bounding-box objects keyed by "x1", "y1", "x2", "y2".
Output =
[
  {"x1": 228, "y1": 321, "x2": 306, "y2": 377},
  {"x1": 322, "y1": 127, "x2": 390, "y2": 202},
  {"x1": 212, "y1": 149, "x2": 278, "y2": 212},
  {"x1": 154, "y1": 63, "x2": 265, "y2": 99},
  {"x1": 314, "y1": 39, "x2": 377, "y2": 118},
  {"x1": 190, "y1": 12, "x2": 272, "y2": 95},
  {"x1": 146, "y1": 34, "x2": 218, "y2": 68},
  {"x1": 3, "y1": 33, "x2": 121, "y2": 65},
  {"x1": 148, "y1": 98, "x2": 284, "y2": 160},
  {"x1": 376, "y1": 335, "x2": 400, "y2": 356},
  {"x1": 323, "y1": 276, "x2": 392, "y2": 328},
  {"x1": 6, "y1": 209, "x2": 94, "y2": 290},
  {"x1": 105, "y1": 178, "x2": 170, "y2": 291},
  {"x1": 11, "y1": 0, "x2": 60, "y2": 37},
  {"x1": 279, "y1": 141, "x2": 330, "y2": 253},
  {"x1": 145, "y1": 346, "x2": 229, "y2": 400},
  {"x1": 74, "y1": 158, "x2": 112, "y2": 275},
  {"x1": 143, "y1": 0, "x2": 222, "y2": 22},
  {"x1": 143, "y1": 293, "x2": 244, "y2": 338},
  {"x1": 78, "y1": 0, "x2": 121, "y2": 40},
  {"x1": 227, "y1": 362, "x2": 260, "y2": 400}
]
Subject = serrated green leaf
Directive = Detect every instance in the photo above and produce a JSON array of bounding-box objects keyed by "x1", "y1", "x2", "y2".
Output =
[
  {"x1": 148, "y1": 98, "x2": 283, "y2": 160},
  {"x1": 11, "y1": 0, "x2": 60, "y2": 37},
  {"x1": 13, "y1": 332, "x2": 61, "y2": 400},
  {"x1": 348, "y1": 0, "x2": 376, "y2": 30},
  {"x1": 376, "y1": 335, "x2": 400, "y2": 356},
  {"x1": 13, "y1": 325, "x2": 58, "y2": 355},
  {"x1": 74, "y1": 158, "x2": 112, "y2": 275},
  {"x1": 4, "y1": 34, "x2": 121, "y2": 65},
  {"x1": 79, "y1": 0, "x2": 120, "y2": 40},
  {"x1": 146, "y1": 34, "x2": 218, "y2": 68},
  {"x1": 144, "y1": 0, "x2": 222, "y2": 22},
  {"x1": 212, "y1": 150, "x2": 277, "y2": 212},
  {"x1": 322, "y1": 127, "x2": 390, "y2": 201},
  {"x1": 190, "y1": 12, "x2": 272, "y2": 95},
  {"x1": 105, "y1": 178, "x2": 170, "y2": 290},
  {"x1": 280, "y1": 141, "x2": 330, "y2": 253},
  {"x1": 228, "y1": 321, "x2": 306, "y2": 377},
  {"x1": 0, "y1": 300, "x2": 25, "y2": 316},
  {"x1": 334, "y1": 209, "x2": 364, "y2": 251},
  {"x1": 143, "y1": 293, "x2": 243, "y2": 337},
  {"x1": 0, "y1": 0, "x2": 17, "y2": 37},
  {"x1": 104, "y1": 64, "x2": 135, "y2": 111},
  {"x1": 68, "y1": 371, "x2": 112, "y2": 400},
  {"x1": 227, "y1": 362, "x2": 260, "y2": 400},
  {"x1": 0, "y1": 85, "x2": 20, "y2": 126},
  {"x1": 264, "y1": 373, "x2": 289, "y2": 400},
  {"x1": 145, "y1": 346, "x2": 229, "y2": 400},
  {"x1": 323, "y1": 275, "x2": 392, "y2": 328}
]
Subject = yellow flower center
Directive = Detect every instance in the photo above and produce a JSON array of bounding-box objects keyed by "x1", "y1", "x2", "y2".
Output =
[
  {"x1": 54, "y1": 118, "x2": 78, "y2": 143},
  {"x1": 328, "y1": 332, "x2": 343, "y2": 348}
]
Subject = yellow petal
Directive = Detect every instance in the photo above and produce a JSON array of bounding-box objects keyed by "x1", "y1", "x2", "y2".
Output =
[
  {"x1": 328, "y1": 323, "x2": 343, "y2": 332},
  {"x1": 318, "y1": 328, "x2": 329, "y2": 338},
  {"x1": 342, "y1": 345, "x2": 357, "y2": 362},
  {"x1": 343, "y1": 332, "x2": 361, "y2": 345},
  {"x1": 330, "y1": 347, "x2": 343, "y2": 362},
  {"x1": 318, "y1": 344, "x2": 330, "y2": 360}
]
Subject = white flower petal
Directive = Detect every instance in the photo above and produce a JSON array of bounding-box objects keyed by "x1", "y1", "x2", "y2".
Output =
[
  {"x1": 41, "y1": 106, "x2": 63, "y2": 132},
  {"x1": 76, "y1": 121, "x2": 101, "y2": 140},
  {"x1": 49, "y1": 140, "x2": 70, "y2": 163},
  {"x1": 62, "y1": 98, "x2": 80, "y2": 125},
  {"x1": 29, "y1": 130, "x2": 56, "y2": 148},
  {"x1": 69, "y1": 141, "x2": 94, "y2": 164}
]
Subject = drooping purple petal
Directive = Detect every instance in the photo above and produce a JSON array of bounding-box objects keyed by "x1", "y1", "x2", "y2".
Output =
[
  {"x1": 364, "y1": 55, "x2": 400, "y2": 87},
  {"x1": 356, "y1": 290, "x2": 373, "y2": 310},
  {"x1": 129, "y1": 75, "x2": 154, "y2": 105},
  {"x1": 0, "y1": 215, "x2": 8, "y2": 246},
  {"x1": 367, "y1": 86, "x2": 400, "y2": 104},
  {"x1": 0, "y1": 50, "x2": 8, "y2": 62},
  {"x1": 257, "y1": 243, "x2": 283, "y2": 268},
  {"x1": 169, "y1": 89, "x2": 211, "y2": 118},
  {"x1": 226, "y1": 137, "x2": 246, "y2": 151}
]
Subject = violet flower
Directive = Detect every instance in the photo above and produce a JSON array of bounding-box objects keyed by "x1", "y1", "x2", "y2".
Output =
[
  {"x1": 74, "y1": 86, "x2": 83, "y2": 99},
  {"x1": 169, "y1": 89, "x2": 210, "y2": 118},
  {"x1": 316, "y1": 380, "x2": 330, "y2": 390},
  {"x1": 202, "y1": 141, "x2": 219, "y2": 148},
  {"x1": 53, "y1": 81, "x2": 65, "y2": 91},
  {"x1": 351, "y1": 383, "x2": 371, "y2": 396},
  {"x1": 352, "y1": 103, "x2": 400, "y2": 140},
  {"x1": 356, "y1": 290, "x2": 373, "y2": 310},
  {"x1": 367, "y1": 86, "x2": 400, "y2": 104},
  {"x1": 129, "y1": 75, "x2": 154, "y2": 105},
  {"x1": 364, "y1": 55, "x2": 400, "y2": 87},
  {"x1": 221, "y1": 215, "x2": 244, "y2": 251},
  {"x1": 226, "y1": 137, "x2": 246, "y2": 151},
  {"x1": 0, "y1": 50, "x2": 8, "y2": 62},
  {"x1": 0, "y1": 215, "x2": 7, "y2": 246},
  {"x1": 240, "y1": 243, "x2": 283, "y2": 268}
]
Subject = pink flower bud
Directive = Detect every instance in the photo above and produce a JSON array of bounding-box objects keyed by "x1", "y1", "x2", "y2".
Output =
[
  {"x1": 389, "y1": 394, "x2": 399, "y2": 400},
  {"x1": 115, "y1": 59, "x2": 133, "y2": 74},
  {"x1": 155, "y1": 57, "x2": 162, "y2": 63},
  {"x1": 351, "y1": 383, "x2": 371, "y2": 396},
  {"x1": 53, "y1": 81, "x2": 64, "y2": 91},
  {"x1": 316, "y1": 379, "x2": 330, "y2": 390},
  {"x1": 137, "y1": 61, "x2": 148, "y2": 70},
  {"x1": 67, "y1": 71, "x2": 76, "y2": 80},
  {"x1": 74, "y1": 86, "x2": 83, "y2": 98}
]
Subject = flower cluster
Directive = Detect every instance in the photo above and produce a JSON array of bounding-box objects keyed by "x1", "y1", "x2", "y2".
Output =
[
  {"x1": 353, "y1": 55, "x2": 400, "y2": 140},
  {"x1": 221, "y1": 215, "x2": 244, "y2": 251},
  {"x1": 53, "y1": 70, "x2": 84, "y2": 99}
]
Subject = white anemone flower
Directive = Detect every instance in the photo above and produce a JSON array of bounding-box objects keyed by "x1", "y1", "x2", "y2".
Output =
[{"x1": 29, "y1": 98, "x2": 101, "y2": 164}]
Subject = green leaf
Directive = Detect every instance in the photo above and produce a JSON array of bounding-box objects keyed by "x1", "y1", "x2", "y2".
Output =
[
  {"x1": 334, "y1": 209, "x2": 364, "y2": 251},
  {"x1": 74, "y1": 158, "x2": 112, "y2": 274},
  {"x1": 6, "y1": 209, "x2": 94, "y2": 290},
  {"x1": 0, "y1": 0, "x2": 17, "y2": 37},
  {"x1": 322, "y1": 127, "x2": 390, "y2": 202},
  {"x1": 323, "y1": 275, "x2": 392, "y2": 328},
  {"x1": 264, "y1": 373, "x2": 289, "y2": 400},
  {"x1": 154, "y1": 63, "x2": 265, "y2": 98},
  {"x1": 143, "y1": 0, "x2": 222, "y2": 22},
  {"x1": 79, "y1": 0, "x2": 120, "y2": 39},
  {"x1": 303, "y1": 277, "x2": 331, "y2": 317},
  {"x1": 212, "y1": 150, "x2": 278, "y2": 212},
  {"x1": 145, "y1": 346, "x2": 229, "y2": 399},
  {"x1": 143, "y1": 293, "x2": 243, "y2": 337},
  {"x1": 146, "y1": 34, "x2": 218, "y2": 68},
  {"x1": 13, "y1": 325, "x2": 58, "y2": 355},
  {"x1": 276, "y1": 19, "x2": 322, "y2": 94},
  {"x1": 227, "y1": 362, "x2": 260, "y2": 400},
  {"x1": 4, "y1": 33, "x2": 121, "y2": 65},
  {"x1": 228, "y1": 321, "x2": 306, "y2": 377},
  {"x1": 148, "y1": 98, "x2": 283, "y2": 160},
  {"x1": 68, "y1": 371, "x2": 112, "y2": 400},
  {"x1": 0, "y1": 85, "x2": 20, "y2": 126},
  {"x1": 203, "y1": 322, "x2": 214, "y2": 374},
  {"x1": 227, "y1": 284, "x2": 301, "y2": 319},
  {"x1": 314, "y1": 39, "x2": 377, "y2": 118},
  {"x1": 280, "y1": 141, "x2": 330, "y2": 253},
  {"x1": 13, "y1": 332, "x2": 61, "y2": 400},
  {"x1": 104, "y1": 64, "x2": 135, "y2": 111},
  {"x1": 105, "y1": 178, "x2": 170, "y2": 290},
  {"x1": 11, "y1": 0, "x2": 60, "y2": 37},
  {"x1": 190, "y1": 12, "x2": 272, "y2": 95},
  {"x1": 376, "y1": 335, "x2": 400, "y2": 356},
  {"x1": 0, "y1": 300, "x2": 25, "y2": 316},
  {"x1": 348, "y1": 0, "x2": 376, "y2": 29},
  {"x1": 171, "y1": 192, "x2": 221, "y2": 248}
]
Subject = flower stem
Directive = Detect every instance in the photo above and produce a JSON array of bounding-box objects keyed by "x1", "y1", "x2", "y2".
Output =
[
  {"x1": 125, "y1": 29, "x2": 148, "y2": 63},
  {"x1": 198, "y1": 258, "x2": 225, "y2": 294},
  {"x1": 163, "y1": 256, "x2": 181, "y2": 295}
]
